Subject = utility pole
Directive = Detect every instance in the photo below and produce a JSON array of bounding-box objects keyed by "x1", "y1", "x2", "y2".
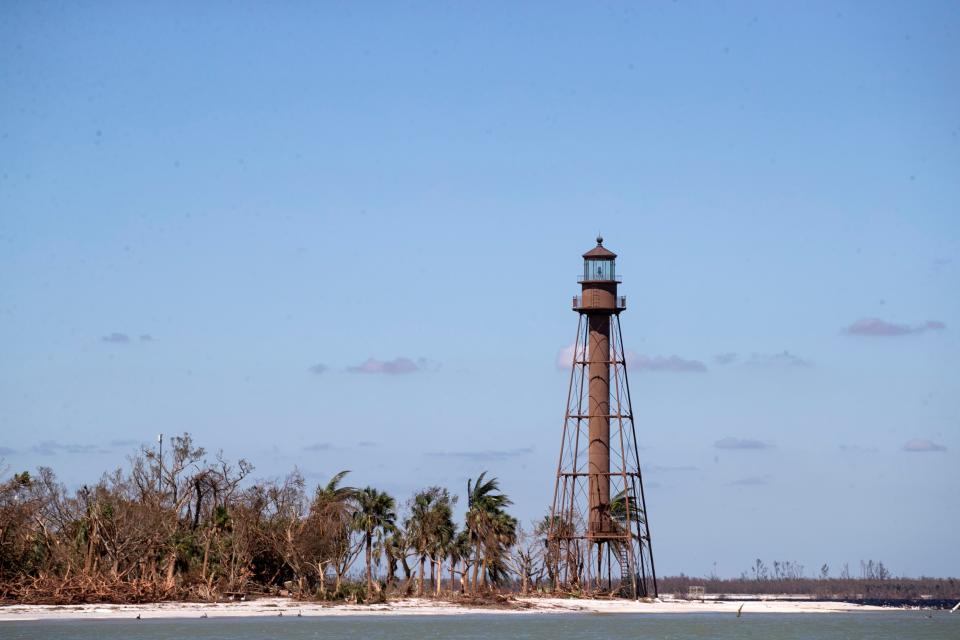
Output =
[{"x1": 157, "y1": 433, "x2": 163, "y2": 497}]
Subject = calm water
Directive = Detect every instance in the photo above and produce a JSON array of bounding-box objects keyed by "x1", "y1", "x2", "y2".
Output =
[{"x1": 1, "y1": 612, "x2": 958, "y2": 640}]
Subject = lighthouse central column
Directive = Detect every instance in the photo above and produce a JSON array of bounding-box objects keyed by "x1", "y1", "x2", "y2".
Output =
[{"x1": 588, "y1": 313, "x2": 611, "y2": 536}]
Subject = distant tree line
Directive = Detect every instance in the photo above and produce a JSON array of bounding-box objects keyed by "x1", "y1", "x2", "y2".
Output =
[
  {"x1": 0, "y1": 434, "x2": 549, "y2": 604},
  {"x1": 661, "y1": 558, "x2": 959, "y2": 600}
]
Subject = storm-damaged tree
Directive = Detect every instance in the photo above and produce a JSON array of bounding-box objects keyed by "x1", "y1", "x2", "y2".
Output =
[
  {"x1": 505, "y1": 524, "x2": 544, "y2": 594},
  {"x1": 464, "y1": 472, "x2": 515, "y2": 594},
  {"x1": 305, "y1": 471, "x2": 360, "y2": 597},
  {"x1": 448, "y1": 529, "x2": 472, "y2": 594},
  {"x1": 383, "y1": 525, "x2": 414, "y2": 593},
  {"x1": 534, "y1": 513, "x2": 572, "y2": 591}
]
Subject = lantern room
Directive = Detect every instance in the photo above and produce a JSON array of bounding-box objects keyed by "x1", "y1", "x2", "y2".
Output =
[{"x1": 580, "y1": 236, "x2": 618, "y2": 282}]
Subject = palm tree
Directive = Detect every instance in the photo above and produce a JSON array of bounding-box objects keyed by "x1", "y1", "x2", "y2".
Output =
[
  {"x1": 429, "y1": 505, "x2": 456, "y2": 596},
  {"x1": 309, "y1": 470, "x2": 358, "y2": 594},
  {"x1": 449, "y1": 529, "x2": 472, "y2": 593},
  {"x1": 609, "y1": 488, "x2": 644, "y2": 527},
  {"x1": 484, "y1": 511, "x2": 518, "y2": 587},
  {"x1": 465, "y1": 472, "x2": 512, "y2": 593},
  {"x1": 354, "y1": 487, "x2": 396, "y2": 595},
  {"x1": 406, "y1": 487, "x2": 456, "y2": 596},
  {"x1": 384, "y1": 527, "x2": 412, "y2": 592},
  {"x1": 608, "y1": 488, "x2": 646, "y2": 592}
]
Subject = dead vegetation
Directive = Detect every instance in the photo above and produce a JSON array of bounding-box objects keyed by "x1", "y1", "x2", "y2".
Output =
[{"x1": 0, "y1": 434, "x2": 540, "y2": 604}]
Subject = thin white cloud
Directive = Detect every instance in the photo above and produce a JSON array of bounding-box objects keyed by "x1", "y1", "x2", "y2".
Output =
[
  {"x1": 348, "y1": 357, "x2": 427, "y2": 374},
  {"x1": 715, "y1": 437, "x2": 773, "y2": 450},
  {"x1": 630, "y1": 354, "x2": 707, "y2": 373},
  {"x1": 730, "y1": 475, "x2": 772, "y2": 486},
  {"x1": 426, "y1": 447, "x2": 534, "y2": 462},
  {"x1": 838, "y1": 444, "x2": 878, "y2": 453},
  {"x1": 302, "y1": 442, "x2": 334, "y2": 452},
  {"x1": 31, "y1": 441, "x2": 109, "y2": 455},
  {"x1": 645, "y1": 464, "x2": 699, "y2": 472},
  {"x1": 554, "y1": 344, "x2": 705, "y2": 372},
  {"x1": 555, "y1": 343, "x2": 586, "y2": 370},
  {"x1": 109, "y1": 438, "x2": 141, "y2": 448},
  {"x1": 745, "y1": 351, "x2": 811, "y2": 367}
]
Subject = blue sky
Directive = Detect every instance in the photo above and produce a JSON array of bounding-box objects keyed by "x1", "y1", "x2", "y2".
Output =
[{"x1": 1, "y1": 2, "x2": 958, "y2": 578}]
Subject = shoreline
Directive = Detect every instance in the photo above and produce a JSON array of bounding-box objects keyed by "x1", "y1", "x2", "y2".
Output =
[{"x1": 0, "y1": 596, "x2": 897, "y2": 621}]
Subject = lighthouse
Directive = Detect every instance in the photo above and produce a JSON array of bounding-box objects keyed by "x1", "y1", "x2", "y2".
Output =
[{"x1": 547, "y1": 237, "x2": 657, "y2": 598}]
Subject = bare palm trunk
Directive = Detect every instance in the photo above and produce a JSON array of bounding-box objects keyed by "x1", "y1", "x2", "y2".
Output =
[
  {"x1": 365, "y1": 532, "x2": 373, "y2": 593},
  {"x1": 386, "y1": 553, "x2": 397, "y2": 590},
  {"x1": 435, "y1": 556, "x2": 442, "y2": 596},
  {"x1": 417, "y1": 554, "x2": 425, "y2": 596},
  {"x1": 470, "y1": 548, "x2": 480, "y2": 594},
  {"x1": 401, "y1": 556, "x2": 412, "y2": 595}
]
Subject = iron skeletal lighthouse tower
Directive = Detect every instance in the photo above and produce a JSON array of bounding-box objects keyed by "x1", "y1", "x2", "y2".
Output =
[{"x1": 547, "y1": 237, "x2": 657, "y2": 598}]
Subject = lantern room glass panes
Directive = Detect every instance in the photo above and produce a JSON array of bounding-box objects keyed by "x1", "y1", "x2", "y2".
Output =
[{"x1": 584, "y1": 258, "x2": 615, "y2": 281}]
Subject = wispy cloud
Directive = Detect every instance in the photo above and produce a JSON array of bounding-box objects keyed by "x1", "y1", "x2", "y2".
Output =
[
  {"x1": 555, "y1": 343, "x2": 583, "y2": 369},
  {"x1": 745, "y1": 351, "x2": 810, "y2": 367},
  {"x1": 348, "y1": 357, "x2": 427, "y2": 375},
  {"x1": 426, "y1": 447, "x2": 534, "y2": 462},
  {"x1": 139, "y1": 334, "x2": 154, "y2": 342},
  {"x1": 714, "y1": 437, "x2": 773, "y2": 450},
  {"x1": 843, "y1": 318, "x2": 946, "y2": 337},
  {"x1": 0, "y1": 446, "x2": 17, "y2": 456},
  {"x1": 101, "y1": 332, "x2": 130, "y2": 344},
  {"x1": 302, "y1": 442, "x2": 334, "y2": 452},
  {"x1": 307, "y1": 363, "x2": 328, "y2": 375},
  {"x1": 902, "y1": 438, "x2": 947, "y2": 453},
  {"x1": 839, "y1": 444, "x2": 878, "y2": 453},
  {"x1": 31, "y1": 440, "x2": 108, "y2": 455},
  {"x1": 730, "y1": 475, "x2": 772, "y2": 486},
  {"x1": 555, "y1": 345, "x2": 705, "y2": 372},
  {"x1": 646, "y1": 464, "x2": 699, "y2": 472},
  {"x1": 109, "y1": 438, "x2": 141, "y2": 448},
  {"x1": 630, "y1": 354, "x2": 707, "y2": 373},
  {"x1": 357, "y1": 441, "x2": 379, "y2": 448},
  {"x1": 714, "y1": 353, "x2": 738, "y2": 365}
]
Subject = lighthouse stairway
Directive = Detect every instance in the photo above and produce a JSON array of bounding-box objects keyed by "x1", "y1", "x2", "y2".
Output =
[{"x1": 615, "y1": 544, "x2": 635, "y2": 598}]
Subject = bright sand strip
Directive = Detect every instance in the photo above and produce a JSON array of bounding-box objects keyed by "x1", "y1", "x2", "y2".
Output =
[{"x1": 0, "y1": 596, "x2": 890, "y2": 621}]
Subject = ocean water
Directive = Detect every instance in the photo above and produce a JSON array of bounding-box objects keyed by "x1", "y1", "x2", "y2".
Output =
[{"x1": 1, "y1": 612, "x2": 958, "y2": 640}]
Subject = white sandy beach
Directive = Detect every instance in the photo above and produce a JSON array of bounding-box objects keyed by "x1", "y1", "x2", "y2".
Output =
[{"x1": 0, "y1": 596, "x2": 892, "y2": 621}]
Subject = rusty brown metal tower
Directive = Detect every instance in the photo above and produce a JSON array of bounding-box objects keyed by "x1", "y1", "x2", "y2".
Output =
[{"x1": 547, "y1": 236, "x2": 657, "y2": 598}]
